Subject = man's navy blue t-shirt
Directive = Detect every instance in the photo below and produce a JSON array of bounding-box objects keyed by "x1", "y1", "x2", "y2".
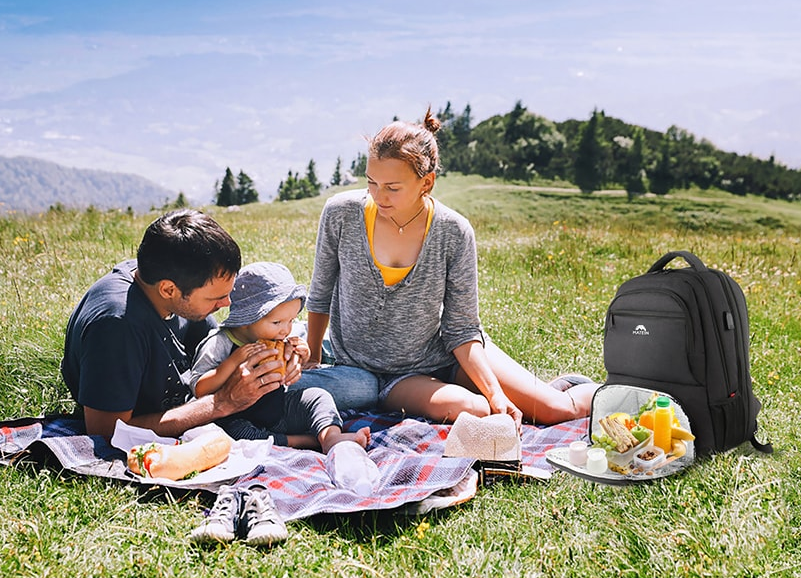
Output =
[{"x1": 61, "y1": 260, "x2": 216, "y2": 417}]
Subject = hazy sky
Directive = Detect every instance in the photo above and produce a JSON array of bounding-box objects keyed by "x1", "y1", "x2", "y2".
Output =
[{"x1": 1, "y1": 0, "x2": 800, "y2": 202}]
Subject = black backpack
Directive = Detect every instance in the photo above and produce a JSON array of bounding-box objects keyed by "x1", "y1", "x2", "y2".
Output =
[{"x1": 603, "y1": 251, "x2": 772, "y2": 456}]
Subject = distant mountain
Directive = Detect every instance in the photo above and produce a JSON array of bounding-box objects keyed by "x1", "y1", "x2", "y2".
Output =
[{"x1": 0, "y1": 156, "x2": 177, "y2": 215}]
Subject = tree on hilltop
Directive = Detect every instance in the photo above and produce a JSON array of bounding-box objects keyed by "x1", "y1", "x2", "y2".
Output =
[
  {"x1": 331, "y1": 156, "x2": 342, "y2": 186},
  {"x1": 215, "y1": 167, "x2": 259, "y2": 206},
  {"x1": 573, "y1": 109, "x2": 606, "y2": 194},
  {"x1": 237, "y1": 170, "x2": 259, "y2": 204},
  {"x1": 649, "y1": 136, "x2": 675, "y2": 195},
  {"x1": 305, "y1": 159, "x2": 321, "y2": 193},
  {"x1": 622, "y1": 128, "x2": 648, "y2": 200},
  {"x1": 351, "y1": 152, "x2": 367, "y2": 177},
  {"x1": 437, "y1": 102, "x2": 474, "y2": 175},
  {"x1": 216, "y1": 167, "x2": 237, "y2": 206},
  {"x1": 276, "y1": 158, "x2": 322, "y2": 201}
]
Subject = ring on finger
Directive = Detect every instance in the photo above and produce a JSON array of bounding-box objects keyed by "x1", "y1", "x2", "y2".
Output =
[{"x1": 259, "y1": 377, "x2": 265, "y2": 386}]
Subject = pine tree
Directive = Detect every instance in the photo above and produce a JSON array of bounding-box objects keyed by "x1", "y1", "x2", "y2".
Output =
[
  {"x1": 277, "y1": 170, "x2": 296, "y2": 202},
  {"x1": 650, "y1": 136, "x2": 675, "y2": 195},
  {"x1": 236, "y1": 170, "x2": 259, "y2": 204},
  {"x1": 216, "y1": 167, "x2": 237, "y2": 206},
  {"x1": 305, "y1": 159, "x2": 321, "y2": 195},
  {"x1": 351, "y1": 152, "x2": 367, "y2": 177},
  {"x1": 624, "y1": 128, "x2": 648, "y2": 200},
  {"x1": 452, "y1": 104, "x2": 472, "y2": 145},
  {"x1": 573, "y1": 109, "x2": 605, "y2": 194},
  {"x1": 331, "y1": 156, "x2": 342, "y2": 186},
  {"x1": 504, "y1": 100, "x2": 526, "y2": 144}
]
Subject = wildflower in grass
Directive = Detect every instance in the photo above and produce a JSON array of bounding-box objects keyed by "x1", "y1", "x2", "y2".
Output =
[{"x1": 415, "y1": 519, "x2": 430, "y2": 540}]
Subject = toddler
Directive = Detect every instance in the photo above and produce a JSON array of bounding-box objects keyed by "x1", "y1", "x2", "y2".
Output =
[{"x1": 190, "y1": 261, "x2": 369, "y2": 453}]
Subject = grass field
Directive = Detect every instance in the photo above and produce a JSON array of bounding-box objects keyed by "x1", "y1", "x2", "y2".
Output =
[{"x1": 1, "y1": 174, "x2": 800, "y2": 577}]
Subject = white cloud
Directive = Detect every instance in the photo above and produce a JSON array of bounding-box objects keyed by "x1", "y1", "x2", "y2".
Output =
[
  {"x1": 42, "y1": 131, "x2": 81, "y2": 141},
  {"x1": 1, "y1": 0, "x2": 799, "y2": 198}
]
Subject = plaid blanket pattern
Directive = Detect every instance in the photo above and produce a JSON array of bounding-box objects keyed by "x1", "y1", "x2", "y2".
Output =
[
  {"x1": 233, "y1": 412, "x2": 588, "y2": 521},
  {"x1": 0, "y1": 416, "x2": 133, "y2": 482},
  {"x1": 339, "y1": 410, "x2": 589, "y2": 472},
  {"x1": 1, "y1": 412, "x2": 588, "y2": 521}
]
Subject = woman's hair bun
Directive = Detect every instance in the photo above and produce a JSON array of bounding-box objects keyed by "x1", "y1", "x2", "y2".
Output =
[{"x1": 423, "y1": 107, "x2": 441, "y2": 134}]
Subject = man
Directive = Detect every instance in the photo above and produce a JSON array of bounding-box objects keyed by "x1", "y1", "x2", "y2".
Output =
[{"x1": 61, "y1": 209, "x2": 286, "y2": 438}]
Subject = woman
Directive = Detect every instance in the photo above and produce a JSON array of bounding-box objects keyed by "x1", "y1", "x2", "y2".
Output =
[{"x1": 301, "y1": 108, "x2": 598, "y2": 426}]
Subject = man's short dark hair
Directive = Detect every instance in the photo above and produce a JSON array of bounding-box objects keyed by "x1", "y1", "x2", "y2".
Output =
[{"x1": 137, "y1": 209, "x2": 241, "y2": 295}]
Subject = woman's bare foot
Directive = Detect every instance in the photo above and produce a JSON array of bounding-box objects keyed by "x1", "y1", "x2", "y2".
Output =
[{"x1": 319, "y1": 425, "x2": 371, "y2": 454}]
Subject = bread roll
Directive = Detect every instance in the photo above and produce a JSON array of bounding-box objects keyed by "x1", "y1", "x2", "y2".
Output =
[
  {"x1": 127, "y1": 430, "x2": 233, "y2": 480},
  {"x1": 257, "y1": 338, "x2": 286, "y2": 376}
]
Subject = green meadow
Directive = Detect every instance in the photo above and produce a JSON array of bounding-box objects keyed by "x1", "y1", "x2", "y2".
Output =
[{"x1": 1, "y1": 174, "x2": 799, "y2": 577}]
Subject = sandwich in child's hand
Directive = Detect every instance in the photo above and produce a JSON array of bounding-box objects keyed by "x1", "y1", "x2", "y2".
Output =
[
  {"x1": 257, "y1": 338, "x2": 286, "y2": 376},
  {"x1": 127, "y1": 429, "x2": 233, "y2": 481}
]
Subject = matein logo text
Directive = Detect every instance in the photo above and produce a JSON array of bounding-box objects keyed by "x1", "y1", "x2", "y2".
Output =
[{"x1": 632, "y1": 324, "x2": 650, "y2": 336}]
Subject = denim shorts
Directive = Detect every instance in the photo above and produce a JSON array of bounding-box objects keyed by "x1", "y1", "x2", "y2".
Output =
[{"x1": 376, "y1": 362, "x2": 461, "y2": 402}]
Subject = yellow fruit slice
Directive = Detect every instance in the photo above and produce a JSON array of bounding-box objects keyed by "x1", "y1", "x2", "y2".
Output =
[
  {"x1": 671, "y1": 426, "x2": 696, "y2": 441},
  {"x1": 671, "y1": 439, "x2": 687, "y2": 458},
  {"x1": 609, "y1": 412, "x2": 631, "y2": 425}
]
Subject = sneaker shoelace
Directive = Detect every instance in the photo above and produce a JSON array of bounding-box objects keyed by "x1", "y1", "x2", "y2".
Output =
[
  {"x1": 207, "y1": 489, "x2": 239, "y2": 522},
  {"x1": 240, "y1": 489, "x2": 282, "y2": 530},
  {"x1": 241, "y1": 490, "x2": 269, "y2": 519}
]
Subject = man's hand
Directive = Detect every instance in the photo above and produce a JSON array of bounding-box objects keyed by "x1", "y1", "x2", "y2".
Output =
[{"x1": 213, "y1": 348, "x2": 285, "y2": 415}]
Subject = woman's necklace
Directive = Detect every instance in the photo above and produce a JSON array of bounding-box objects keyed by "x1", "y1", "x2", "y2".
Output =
[{"x1": 390, "y1": 200, "x2": 428, "y2": 234}]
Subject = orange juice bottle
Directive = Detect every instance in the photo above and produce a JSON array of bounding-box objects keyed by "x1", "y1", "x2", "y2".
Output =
[{"x1": 653, "y1": 396, "x2": 673, "y2": 454}]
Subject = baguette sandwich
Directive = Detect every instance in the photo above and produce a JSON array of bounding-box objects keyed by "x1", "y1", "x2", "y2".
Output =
[
  {"x1": 127, "y1": 429, "x2": 233, "y2": 480},
  {"x1": 257, "y1": 338, "x2": 286, "y2": 376}
]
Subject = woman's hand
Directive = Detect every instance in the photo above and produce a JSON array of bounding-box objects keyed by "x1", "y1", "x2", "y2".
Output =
[{"x1": 487, "y1": 391, "x2": 523, "y2": 432}]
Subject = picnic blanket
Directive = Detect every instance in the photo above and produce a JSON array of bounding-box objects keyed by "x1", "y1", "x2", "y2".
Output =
[{"x1": 0, "y1": 411, "x2": 588, "y2": 521}]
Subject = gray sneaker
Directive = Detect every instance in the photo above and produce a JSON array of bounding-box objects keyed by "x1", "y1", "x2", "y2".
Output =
[
  {"x1": 189, "y1": 485, "x2": 240, "y2": 543},
  {"x1": 239, "y1": 486, "x2": 288, "y2": 546}
]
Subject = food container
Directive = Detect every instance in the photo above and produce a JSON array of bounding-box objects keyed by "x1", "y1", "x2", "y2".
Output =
[
  {"x1": 632, "y1": 446, "x2": 666, "y2": 470},
  {"x1": 585, "y1": 448, "x2": 608, "y2": 474},
  {"x1": 605, "y1": 433, "x2": 653, "y2": 467},
  {"x1": 568, "y1": 440, "x2": 589, "y2": 466}
]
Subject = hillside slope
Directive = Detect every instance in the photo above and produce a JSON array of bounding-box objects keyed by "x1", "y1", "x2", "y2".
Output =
[{"x1": 0, "y1": 155, "x2": 176, "y2": 215}]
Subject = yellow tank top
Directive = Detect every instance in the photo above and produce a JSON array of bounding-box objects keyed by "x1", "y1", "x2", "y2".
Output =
[{"x1": 365, "y1": 196, "x2": 433, "y2": 286}]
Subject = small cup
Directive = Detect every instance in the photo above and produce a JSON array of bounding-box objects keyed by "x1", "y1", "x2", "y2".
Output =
[
  {"x1": 585, "y1": 447, "x2": 608, "y2": 474},
  {"x1": 568, "y1": 440, "x2": 589, "y2": 466}
]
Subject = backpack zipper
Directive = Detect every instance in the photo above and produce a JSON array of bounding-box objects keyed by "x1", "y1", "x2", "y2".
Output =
[
  {"x1": 718, "y1": 273, "x2": 749, "y2": 403},
  {"x1": 608, "y1": 289, "x2": 695, "y2": 354}
]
